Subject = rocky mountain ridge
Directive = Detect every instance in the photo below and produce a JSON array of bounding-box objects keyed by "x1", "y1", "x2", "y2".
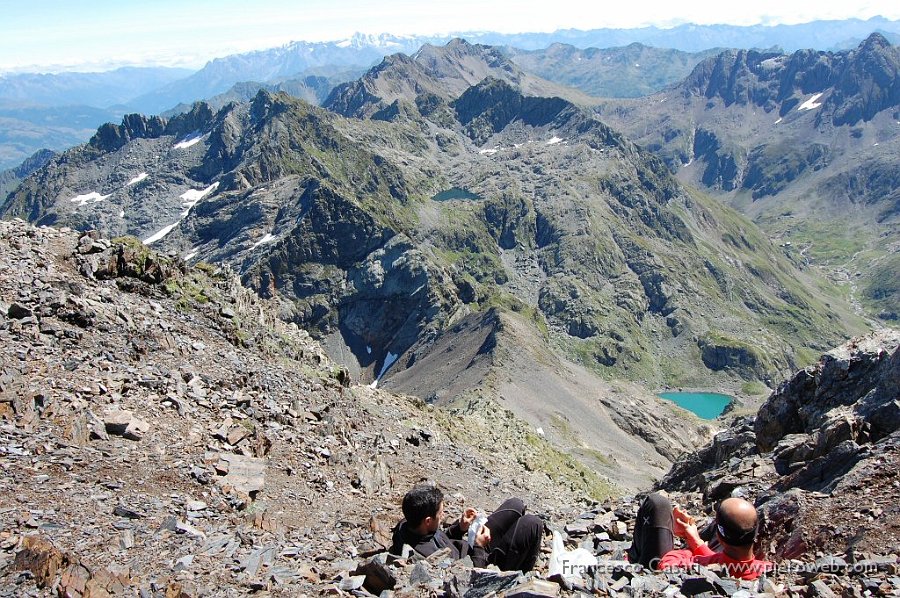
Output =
[
  {"x1": 323, "y1": 39, "x2": 596, "y2": 119},
  {"x1": 596, "y1": 33, "x2": 900, "y2": 323}
]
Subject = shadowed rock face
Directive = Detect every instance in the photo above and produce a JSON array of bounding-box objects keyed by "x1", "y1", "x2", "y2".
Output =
[{"x1": 680, "y1": 34, "x2": 900, "y2": 127}]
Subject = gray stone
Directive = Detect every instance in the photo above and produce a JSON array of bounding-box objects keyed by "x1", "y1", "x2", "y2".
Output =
[
  {"x1": 565, "y1": 521, "x2": 591, "y2": 536},
  {"x1": 103, "y1": 408, "x2": 150, "y2": 440},
  {"x1": 464, "y1": 569, "x2": 522, "y2": 598},
  {"x1": 173, "y1": 555, "x2": 194, "y2": 572},
  {"x1": 242, "y1": 546, "x2": 276, "y2": 576},
  {"x1": 338, "y1": 575, "x2": 366, "y2": 591},
  {"x1": 356, "y1": 457, "x2": 391, "y2": 495},
  {"x1": 352, "y1": 555, "x2": 396, "y2": 594},
  {"x1": 175, "y1": 520, "x2": 206, "y2": 538},
  {"x1": 505, "y1": 579, "x2": 560, "y2": 597},
  {"x1": 409, "y1": 562, "x2": 432, "y2": 586},
  {"x1": 119, "y1": 529, "x2": 134, "y2": 550},
  {"x1": 809, "y1": 579, "x2": 839, "y2": 598},
  {"x1": 112, "y1": 505, "x2": 144, "y2": 519},
  {"x1": 680, "y1": 576, "x2": 717, "y2": 596},
  {"x1": 215, "y1": 453, "x2": 266, "y2": 496},
  {"x1": 7, "y1": 303, "x2": 33, "y2": 320}
]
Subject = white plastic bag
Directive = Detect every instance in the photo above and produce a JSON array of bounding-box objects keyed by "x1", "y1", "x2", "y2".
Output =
[{"x1": 548, "y1": 530, "x2": 597, "y2": 582}]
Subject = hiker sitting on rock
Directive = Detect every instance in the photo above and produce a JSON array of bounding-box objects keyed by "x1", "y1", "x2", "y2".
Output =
[
  {"x1": 389, "y1": 484, "x2": 543, "y2": 572},
  {"x1": 626, "y1": 493, "x2": 773, "y2": 580}
]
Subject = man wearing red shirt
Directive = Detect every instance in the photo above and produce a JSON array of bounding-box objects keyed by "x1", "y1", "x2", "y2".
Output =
[{"x1": 627, "y1": 493, "x2": 773, "y2": 581}]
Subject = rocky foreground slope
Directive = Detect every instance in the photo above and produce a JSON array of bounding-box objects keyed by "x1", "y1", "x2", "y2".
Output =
[
  {"x1": 0, "y1": 220, "x2": 605, "y2": 596},
  {"x1": 1, "y1": 221, "x2": 898, "y2": 596}
]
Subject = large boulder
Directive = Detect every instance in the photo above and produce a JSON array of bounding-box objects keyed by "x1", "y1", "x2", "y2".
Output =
[{"x1": 755, "y1": 329, "x2": 900, "y2": 451}]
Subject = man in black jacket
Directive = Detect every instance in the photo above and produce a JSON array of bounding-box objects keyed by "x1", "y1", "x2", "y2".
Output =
[{"x1": 389, "y1": 485, "x2": 543, "y2": 572}]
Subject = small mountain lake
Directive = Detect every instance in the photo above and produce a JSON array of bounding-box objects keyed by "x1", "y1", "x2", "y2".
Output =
[
  {"x1": 657, "y1": 391, "x2": 733, "y2": 419},
  {"x1": 432, "y1": 187, "x2": 483, "y2": 202}
]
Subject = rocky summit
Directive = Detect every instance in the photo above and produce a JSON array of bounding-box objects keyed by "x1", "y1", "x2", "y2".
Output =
[
  {"x1": 0, "y1": 221, "x2": 597, "y2": 596},
  {"x1": 0, "y1": 221, "x2": 898, "y2": 597}
]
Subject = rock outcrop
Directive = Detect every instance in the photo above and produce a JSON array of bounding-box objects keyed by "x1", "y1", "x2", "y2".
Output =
[{"x1": 660, "y1": 329, "x2": 900, "y2": 558}]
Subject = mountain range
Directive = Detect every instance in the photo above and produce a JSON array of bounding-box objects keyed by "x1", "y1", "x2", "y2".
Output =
[
  {"x1": 2, "y1": 37, "x2": 878, "y2": 487},
  {"x1": 595, "y1": 33, "x2": 900, "y2": 323},
  {"x1": 0, "y1": 21, "x2": 897, "y2": 597},
  {"x1": 2, "y1": 17, "x2": 899, "y2": 170}
]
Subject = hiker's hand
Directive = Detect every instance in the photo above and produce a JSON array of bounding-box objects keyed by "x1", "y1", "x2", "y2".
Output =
[
  {"x1": 672, "y1": 506, "x2": 696, "y2": 538},
  {"x1": 460, "y1": 507, "x2": 477, "y2": 531},
  {"x1": 673, "y1": 506, "x2": 704, "y2": 549},
  {"x1": 475, "y1": 523, "x2": 492, "y2": 548}
]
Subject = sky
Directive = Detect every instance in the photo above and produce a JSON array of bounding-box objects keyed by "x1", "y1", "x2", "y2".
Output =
[{"x1": 1, "y1": 0, "x2": 898, "y2": 73}]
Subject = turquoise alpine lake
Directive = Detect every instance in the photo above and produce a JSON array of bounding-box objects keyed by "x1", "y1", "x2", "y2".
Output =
[{"x1": 657, "y1": 391, "x2": 733, "y2": 419}]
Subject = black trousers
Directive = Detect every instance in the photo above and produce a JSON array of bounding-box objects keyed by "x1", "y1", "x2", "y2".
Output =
[
  {"x1": 626, "y1": 493, "x2": 675, "y2": 569},
  {"x1": 485, "y1": 497, "x2": 543, "y2": 572}
]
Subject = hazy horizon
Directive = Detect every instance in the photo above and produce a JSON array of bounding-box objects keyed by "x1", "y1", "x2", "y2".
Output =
[{"x1": 2, "y1": 0, "x2": 899, "y2": 74}]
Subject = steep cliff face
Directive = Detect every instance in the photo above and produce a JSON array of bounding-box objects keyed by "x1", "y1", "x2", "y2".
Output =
[
  {"x1": 679, "y1": 33, "x2": 900, "y2": 127},
  {"x1": 659, "y1": 329, "x2": 900, "y2": 557}
]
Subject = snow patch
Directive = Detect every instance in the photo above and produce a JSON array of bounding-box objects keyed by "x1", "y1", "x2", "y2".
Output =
[
  {"x1": 143, "y1": 222, "x2": 179, "y2": 245},
  {"x1": 798, "y1": 93, "x2": 824, "y2": 112},
  {"x1": 184, "y1": 250, "x2": 199, "y2": 261},
  {"x1": 366, "y1": 346, "x2": 372, "y2": 355},
  {"x1": 251, "y1": 233, "x2": 277, "y2": 249},
  {"x1": 69, "y1": 191, "x2": 110, "y2": 206},
  {"x1": 682, "y1": 158, "x2": 693, "y2": 167},
  {"x1": 179, "y1": 182, "x2": 219, "y2": 215},
  {"x1": 775, "y1": 117, "x2": 783, "y2": 124},
  {"x1": 479, "y1": 147, "x2": 499, "y2": 155},
  {"x1": 118, "y1": 210, "x2": 125, "y2": 218},
  {"x1": 546, "y1": 137, "x2": 563, "y2": 145},
  {"x1": 536, "y1": 427, "x2": 545, "y2": 436},
  {"x1": 173, "y1": 134, "x2": 203, "y2": 149},
  {"x1": 336, "y1": 39, "x2": 352, "y2": 48},
  {"x1": 143, "y1": 182, "x2": 219, "y2": 245},
  {"x1": 126, "y1": 172, "x2": 148, "y2": 186},
  {"x1": 368, "y1": 351, "x2": 400, "y2": 388}
]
